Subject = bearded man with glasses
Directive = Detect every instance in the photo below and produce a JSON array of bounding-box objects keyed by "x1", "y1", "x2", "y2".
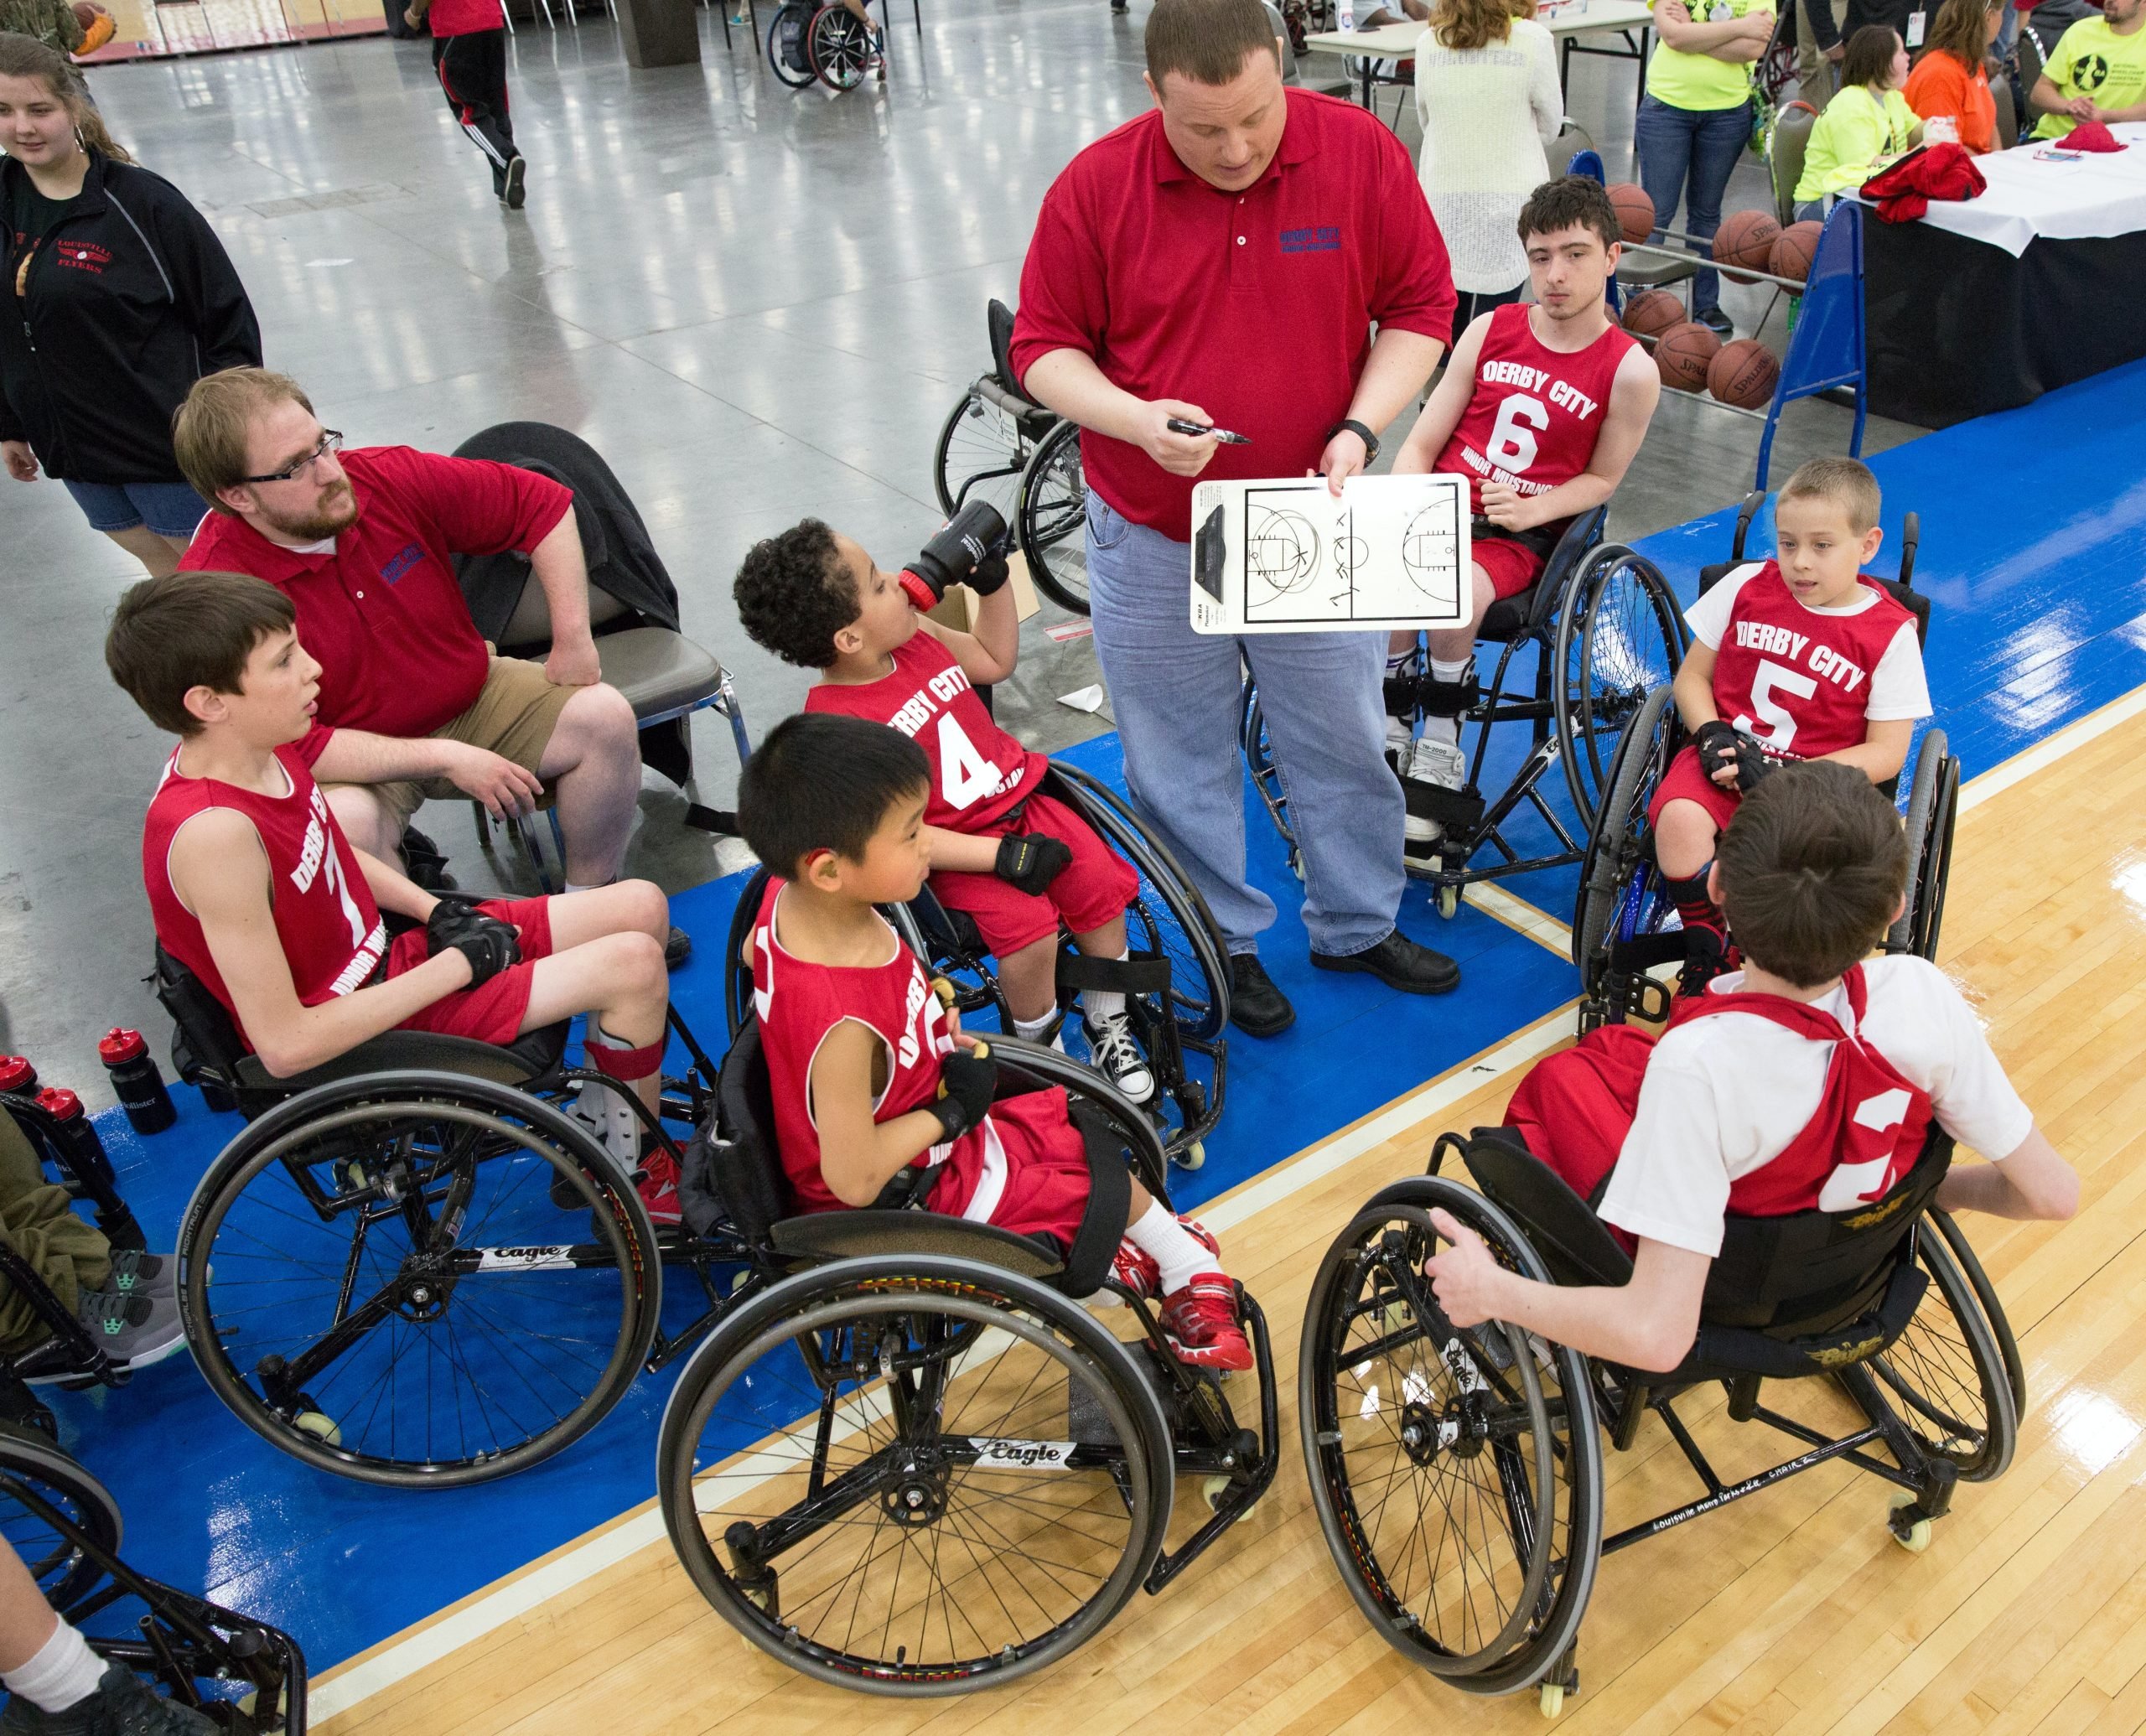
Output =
[{"x1": 169, "y1": 368, "x2": 687, "y2": 963}]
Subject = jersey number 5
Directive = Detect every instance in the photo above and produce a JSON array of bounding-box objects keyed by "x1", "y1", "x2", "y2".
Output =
[
  {"x1": 938, "y1": 713, "x2": 1004, "y2": 811},
  {"x1": 1485, "y1": 393, "x2": 1549, "y2": 474},
  {"x1": 1734, "y1": 658, "x2": 1819, "y2": 753}
]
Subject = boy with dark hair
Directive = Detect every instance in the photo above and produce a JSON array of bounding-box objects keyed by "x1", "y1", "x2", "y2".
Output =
[
  {"x1": 1424, "y1": 762, "x2": 2078, "y2": 1374},
  {"x1": 105, "y1": 570, "x2": 686, "y2": 1222},
  {"x1": 733, "y1": 520, "x2": 1155, "y2": 1102},
  {"x1": 1385, "y1": 175, "x2": 1662, "y2": 861},
  {"x1": 734, "y1": 712, "x2": 1251, "y2": 1367},
  {"x1": 1654, "y1": 454, "x2": 1929, "y2": 992}
]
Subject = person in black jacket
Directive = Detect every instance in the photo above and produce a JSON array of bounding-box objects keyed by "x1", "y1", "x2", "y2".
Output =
[{"x1": 0, "y1": 33, "x2": 261, "y2": 577}]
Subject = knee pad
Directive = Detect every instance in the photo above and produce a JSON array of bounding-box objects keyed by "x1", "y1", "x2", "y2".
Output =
[{"x1": 1658, "y1": 864, "x2": 1716, "y2": 910}]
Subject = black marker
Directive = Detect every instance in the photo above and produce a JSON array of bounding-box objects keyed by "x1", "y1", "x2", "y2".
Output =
[{"x1": 1167, "y1": 417, "x2": 1252, "y2": 445}]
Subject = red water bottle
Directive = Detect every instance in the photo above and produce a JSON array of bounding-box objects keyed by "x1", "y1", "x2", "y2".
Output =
[
  {"x1": 0, "y1": 1056, "x2": 37, "y2": 1099},
  {"x1": 98, "y1": 1029, "x2": 175, "y2": 1135},
  {"x1": 34, "y1": 1088, "x2": 117, "y2": 1190}
]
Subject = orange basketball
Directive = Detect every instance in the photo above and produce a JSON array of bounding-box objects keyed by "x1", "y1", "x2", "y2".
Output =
[
  {"x1": 1655, "y1": 321, "x2": 1721, "y2": 392},
  {"x1": 1620, "y1": 289, "x2": 1684, "y2": 338},
  {"x1": 72, "y1": 0, "x2": 114, "y2": 49},
  {"x1": 1607, "y1": 182, "x2": 1656, "y2": 245},
  {"x1": 1708, "y1": 338, "x2": 1781, "y2": 409},
  {"x1": 1768, "y1": 220, "x2": 1823, "y2": 285},
  {"x1": 1713, "y1": 209, "x2": 1781, "y2": 284}
]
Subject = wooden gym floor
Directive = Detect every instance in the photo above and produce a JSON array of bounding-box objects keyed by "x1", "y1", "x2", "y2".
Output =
[{"x1": 308, "y1": 692, "x2": 2146, "y2": 1736}]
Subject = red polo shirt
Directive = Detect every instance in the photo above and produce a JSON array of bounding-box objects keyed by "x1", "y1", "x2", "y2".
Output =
[
  {"x1": 1009, "y1": 89, "x2": 1455, "y2": 545},
  {"x1": 182, "y1": 445, "x2": 572, "y2": 746}
]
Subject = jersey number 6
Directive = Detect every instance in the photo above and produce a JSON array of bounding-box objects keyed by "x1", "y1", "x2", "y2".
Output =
[{"x1": 1485, "y1": 393, "x2": 1549, "y2": 474}]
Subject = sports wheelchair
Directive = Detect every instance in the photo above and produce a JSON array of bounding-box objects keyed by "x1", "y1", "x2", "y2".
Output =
[
  {"x1": 0, "y1": 1423, "x2": 308, "y2": 1730},
  {"x1": 931, "y1": 299, "x2": 1090, "y2": 615},
  {"x1": 722, "y1": 761, "x2": 1232, "y2": 1170},
  {"x1": 1300, "y1": 1122, "x2": 2022, "y2": 1715},
  {"x1": 1241, "y1": 510, "x2": 1686, "y2": 918},
  {"x1": 765, "y1": 0, "x2": 884, "y2": 91},
  {"x1": 656, "y1": 1018, "x2": 1278, "y2": 1693},
  {"x1": 1571, "y1": 496, "x2": 1955, "y2": 1030}
]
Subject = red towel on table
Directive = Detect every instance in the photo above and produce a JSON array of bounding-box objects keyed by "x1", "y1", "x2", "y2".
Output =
[
  {"x1": 1860, "y1": 144, "x2": 1988, "y2": 223},
  {"x1": 2062, "y1": 121, "x2": 2128, "y2": 153}
]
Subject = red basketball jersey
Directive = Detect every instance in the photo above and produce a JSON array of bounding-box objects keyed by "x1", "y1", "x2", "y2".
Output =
[
  {"x1": 1708, "y1": 562, "x2": 1919, "y2": 761},
  {"x1": 1434, "y1": 303, "x2": 1638, "y2": 516},
  {"x1": 806, "y1": 630, "x2": 1042, "y2": 829},
  {"x1": 143, "y1": 746, "x2": 389, "y2": 1054}
]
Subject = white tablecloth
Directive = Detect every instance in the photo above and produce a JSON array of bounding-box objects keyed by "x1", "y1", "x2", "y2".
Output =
[
  {"x1": 1861, "y1": 122, "x2": 2146, "y2": 257},
  {"x1": 1303, "y1": 0, "x2": 1653, "y2": 58}
]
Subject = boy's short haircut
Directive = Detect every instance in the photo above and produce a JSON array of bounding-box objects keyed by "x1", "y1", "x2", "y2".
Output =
[
  {"x1": 1145, "y1": 0, "x2": 1280, "y2": 89},
  {"x1": 1516, "y1": 175, "x2": 1621, "y2": 255},
  {"x1": 1715, "y1": 761, "x2": 1909, "y2": 988},
  {"x1": 106, "y1": 571, "x2": 298, "y2": 737},
  {"x1": 172, "y1": 368, "x2": 315, "y2": 511},
  {"x1": 733, "y1": 519, "x2": 860, "y2": 671},
  {"x1": 738, "y1": 713, "x2": 930, "y2": 878},
  {"x1": 1777, "y1": 455, "x2": 1883, "y2": 536}
]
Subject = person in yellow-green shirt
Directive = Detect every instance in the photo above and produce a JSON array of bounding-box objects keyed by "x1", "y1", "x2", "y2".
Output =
[
  {"x1": 2031, "y1": 0, "x2": 2146, "y2": 139},
  {"x1": 1637, "y1": 0, "x2": 1775, "y2": 335},
  {"x1": 1794, "y1": 24, "x2": 1921, "y2": 215}
]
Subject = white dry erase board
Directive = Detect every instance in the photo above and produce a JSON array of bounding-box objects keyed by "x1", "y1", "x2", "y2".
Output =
[{"x1": 1187, "y1": 474, "x2": 1471, "y2": 634}]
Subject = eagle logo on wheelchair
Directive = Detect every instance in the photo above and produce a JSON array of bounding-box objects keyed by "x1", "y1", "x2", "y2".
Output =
[{"x1": 965, "y1": 1437, "x2": 1077, "y2": 1470}]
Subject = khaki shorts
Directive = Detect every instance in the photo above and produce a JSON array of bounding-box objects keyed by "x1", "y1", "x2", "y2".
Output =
[{"x1": 324, "y1": 656, "x2": 578, "y2": 835}]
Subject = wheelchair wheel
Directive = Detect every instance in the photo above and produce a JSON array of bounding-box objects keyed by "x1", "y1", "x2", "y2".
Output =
[
  {"x1": 932, "y1": 386, "x2": 1034, "y2": 524},
  {"x1": 1238, "y1": 680, "x2": 1300, "y2": 878},
  {"x1": 1301, "y1": 1179, "x2": 1603, "y2": 1690},
  {"x1": 765, "y1": 0, "x2": 817, "y2": 86},
  {"x1": 1858, "y1": 1224, "x2": 2019, "y2": 1483},
  {"x1": 1572, "y1": 684, "x2": 1678, "y2": 1022},
  {"x1": 658, "y1": 1255, "x2": 1172, "y2": 1694},
  {"x1": 807, "y1": 3, "x2": 873, "y2": 90},
  {"x1": 1050, "y1": 764, "x2": 1231, "y2": 1044},
  {"x1": 1930, "y1": 1208, "x2": 2026, "y2": 1417},
  {"x1": 1552, "y1": 547, "x2": 1685, "y2": 831},
  {"x1": 1889, "y1": 728, "x2": 1958, "y2": 961},
  {"x1": 1018, "y1": 417, "x2": 1090, "y2": 615},
  {"x1": 0, "y1": 1423, "x2": 122, "y2": 1614},
  {"x1": 179, "y1": 1073, "x2": 660, "y2": 1487}
]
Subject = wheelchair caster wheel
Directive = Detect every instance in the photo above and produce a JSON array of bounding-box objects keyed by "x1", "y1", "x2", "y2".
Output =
[
  {"x1": 1437, "y1": 884, "x2": 1459, "y2": 920},
  {"x1": 1540, "y1": 1682, "x2": 1565, "y2": 1718},
  {"x1": 1887, "y1": 1490, "x2": 1933, "y2": 1552},
  {"x1": 1173, "y1": 1141, "x2": 1205, "y2": 1171},
  {"x1": 293, "y1": 1411, "x2": 342, "y2": 1448},
  {"x1": 1201, "y1": 1474, "x2": 1257, "y2": 1524}
]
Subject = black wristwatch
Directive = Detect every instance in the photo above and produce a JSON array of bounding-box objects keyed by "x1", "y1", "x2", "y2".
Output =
[{"x1": 1328, "y1": 418, "x2": 1380, "y2": 464}]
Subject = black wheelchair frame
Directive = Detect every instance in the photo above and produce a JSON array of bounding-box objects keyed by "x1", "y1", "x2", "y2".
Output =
[
  {"x1": 0, "y1": 1423, "x2": 308, "y2": 1730},
  {"x1": 721, "y1": 763, "x2": 1232, "y2": 1171},
  {"x1": 1571, "y1": 498, "x2": 1954, "y2": 1030},
  {"x1": 1300, "y1": 1124, "x2": 2019, "y2": 1713},
  {"x1": 655, "y1": 1020, "x2": 1280, "y2": 1693},
  {"x1": 1241, "y1": 510, "x2": 1687, "y2": 919}
]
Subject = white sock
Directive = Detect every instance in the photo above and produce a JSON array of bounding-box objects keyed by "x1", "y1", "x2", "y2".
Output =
[
  {"x1": 1429, "y1": 656, "x2": 1470, "y2": 683},
  {"x1": 1013, "y1": 1011, "x2": 1058, "y2": 1042},
  {"x1": 1125, "y1": 1200, "x2": 1218, "y2": 1298},
  {"x1": 1081, "y1": 949, "x2": 1129, "y2": 1023},
  {"x1": 3, "y1": 1618, "x2": 104, "y2": 1714},
  {"x1": 1422, "y1": 658, "x2": 1471, "y2": 745}
]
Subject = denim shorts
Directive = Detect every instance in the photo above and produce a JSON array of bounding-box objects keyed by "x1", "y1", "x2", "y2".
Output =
[{"x1": 62, "y1": 479, "x2": 210, "y2": 540}]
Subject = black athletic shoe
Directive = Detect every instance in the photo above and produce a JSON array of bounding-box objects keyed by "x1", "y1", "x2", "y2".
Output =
[
  {"x1": 501, "y1": 154, "x2": 526, "y2": 210},
  {"x1": 1693, "y1": 304, "x2": 1733, "y2": 338},
  {"x1": 1228, "y1": 954, "x2": 1295, "y2": 1037},
  {"x1": 401, "y1": 825, "x2": 456, "y2": 892},
  {"x1": 665, "y1": 925, "x2": 692, "y2": 969},
  {"x1": 0, "y1": 1662, "x2": 218, "y2": 1734},
  {"x1": 1310, "y1": 930, "x2": 1460, "y2": 996}
]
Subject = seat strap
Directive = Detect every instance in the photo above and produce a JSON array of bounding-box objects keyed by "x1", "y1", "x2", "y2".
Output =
[
  {"x1": 1055, "y1": 950, "x2": 1174, "y2": 998},
  {"x1": 1060, "y1": 1101, "x2": 1134, "y2": 1297}
]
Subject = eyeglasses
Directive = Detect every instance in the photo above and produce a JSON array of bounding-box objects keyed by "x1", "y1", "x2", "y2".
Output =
[{"x1": 243, "y1": 429, "x2": 344, "y2": 485}]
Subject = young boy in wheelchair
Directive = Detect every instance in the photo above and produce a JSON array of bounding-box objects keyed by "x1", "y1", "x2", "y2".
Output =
[
  {"x1": 103, "y1": 571, "x2": 687, "y2": 1223},
  {"x1": 1383, "y1": 175, "x2": 1662, "y2": 859},
  {"x1": 733, "y1": 517, "x2": 1156, "y2": 1103},
  {"x1": 1426, "y1": 762, "x2": 2078, "y2": 1372},
  {"x1": 732, "y1": 712, "x2": 1252, "y2": 1370},
  {"x1": 1656, "y1": 455, "x2": 1930, "y2": 992}
]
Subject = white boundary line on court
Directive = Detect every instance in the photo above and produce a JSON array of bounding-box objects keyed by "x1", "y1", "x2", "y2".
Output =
[{"x1": 305, "y1": 684, "x2": 2146, "y2": 1723}]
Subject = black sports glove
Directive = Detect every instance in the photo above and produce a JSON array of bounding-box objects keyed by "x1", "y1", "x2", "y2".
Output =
[
  {"x1": 967, "y1": 551, "x2": 1011, "y2": 596},
  {"x1": 1693, "y1": 719, "x2": 1741, "y2": 782},
  {"x1": 1729, "y1": 733, "x2": 1774, "y2": 791},
  {"x1": 928, "y1": 1049, "x2": 998, "y2": 1142},
  {"x1": 993, "y1": 832, "x2": 1073, "y2": 896},
  {"x1": 426, "y1": 897, "x2": 522, "y2": 988}
]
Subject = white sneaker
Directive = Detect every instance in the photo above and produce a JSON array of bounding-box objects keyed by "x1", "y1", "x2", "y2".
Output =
[
  {"x1": 1401, "y1": 735, "x2": 1464, "y2": 856},
  {"x1": 1384, "y1": 713, "x2": 1413, "y2": 776},
  {"x1": 1407, "y1": 734, "x2": 1466, "y2": 792},
  {"x1": 1082, "y1": 1011, "x2": 1155, "y2": 1103}
]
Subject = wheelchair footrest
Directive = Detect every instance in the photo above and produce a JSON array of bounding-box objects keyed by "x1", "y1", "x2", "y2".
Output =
[{"x1": 1407, "y1": 781, "x2": 1485, "y2": 839}]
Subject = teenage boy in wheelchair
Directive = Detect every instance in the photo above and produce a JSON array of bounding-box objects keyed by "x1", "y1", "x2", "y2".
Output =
[
  {"x1": 1429, "y1": 763, "x2": 2078, "y2": 1372},
  {"x1": 733, "y1": 516, "x2": 1158, "y2": 1104},
  {"x1": 1382, "y1": 175, "x2": 1661, "y2": 861},
  {"x1": 103, "y1": 570, "x2": 687, "y2": 1224},
  {"x1": 731, "y1": 712, "x2": 1252, "y2": 1370}
]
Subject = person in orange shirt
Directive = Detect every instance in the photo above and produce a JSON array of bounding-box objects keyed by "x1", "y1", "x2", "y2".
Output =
[{"x1": 1903, "y1": 0, "x2": 2003, "y2": 151}]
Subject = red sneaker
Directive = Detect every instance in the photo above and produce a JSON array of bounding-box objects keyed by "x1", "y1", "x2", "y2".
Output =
[
  {"x1": 1109, "y1": 1217, "x2": 1221, "y2": 1298},
  {"x1": 635, "y1": 1148, "x2": 684, "y2": 1226},
  {"x1": 1159, "y1": 1272, "x2": 1252, "y2": 1371}
]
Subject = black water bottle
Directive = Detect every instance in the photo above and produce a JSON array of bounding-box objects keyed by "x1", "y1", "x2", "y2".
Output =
[
  {"x1": 0, "y1": 1055, "x2": 35, "y2": 1100},
  {"x1": 98, "y1": 1028, "x2": 175, "y2": 1135},
  {"x1": 34, "y1": 1088, "x2": 117, "y2": 1190}
]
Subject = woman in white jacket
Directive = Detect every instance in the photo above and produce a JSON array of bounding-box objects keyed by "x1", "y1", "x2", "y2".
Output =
[{"x1": 1413, "y1": 0, "x2": 1565, "y2": 338}]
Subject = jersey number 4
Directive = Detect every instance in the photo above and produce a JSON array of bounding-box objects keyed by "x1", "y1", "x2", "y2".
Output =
[
  {"x1": 1734, "y1": 658, "x2": 1819, "y2": 754},
  {"x1": 938, "y1": 713, "x2": 1004, "y2": 811}
]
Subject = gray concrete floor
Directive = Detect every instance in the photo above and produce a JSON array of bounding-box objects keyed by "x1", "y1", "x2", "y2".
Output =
[{"x1": 0, "y1": 8, "x2": 1915, "y2": 1102}]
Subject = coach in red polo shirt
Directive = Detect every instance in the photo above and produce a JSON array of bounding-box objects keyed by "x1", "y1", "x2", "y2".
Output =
[
  {"x1": 1011, "y1": 0, "x2": 1459, "y2": 1039},
  {"x1": 172, "y1": 366, "x2": 651, "y2": 914}
]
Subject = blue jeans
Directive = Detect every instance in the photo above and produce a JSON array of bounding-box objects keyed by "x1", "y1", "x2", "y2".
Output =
[
  {"x1": 1635, "y1": 93, "x2": 1752, "y2": 315},
  {"x1": 62, "y1": 478, "x2": 210, "y2": 540},
  {"x1": 1083, "y1": 492, "x2": 1403, "y2": 958}
]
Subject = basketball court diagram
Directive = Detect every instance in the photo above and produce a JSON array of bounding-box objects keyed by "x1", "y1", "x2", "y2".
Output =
[{"x1": 1190, "y1": 474, "x2": 1470, "y2": 634}]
